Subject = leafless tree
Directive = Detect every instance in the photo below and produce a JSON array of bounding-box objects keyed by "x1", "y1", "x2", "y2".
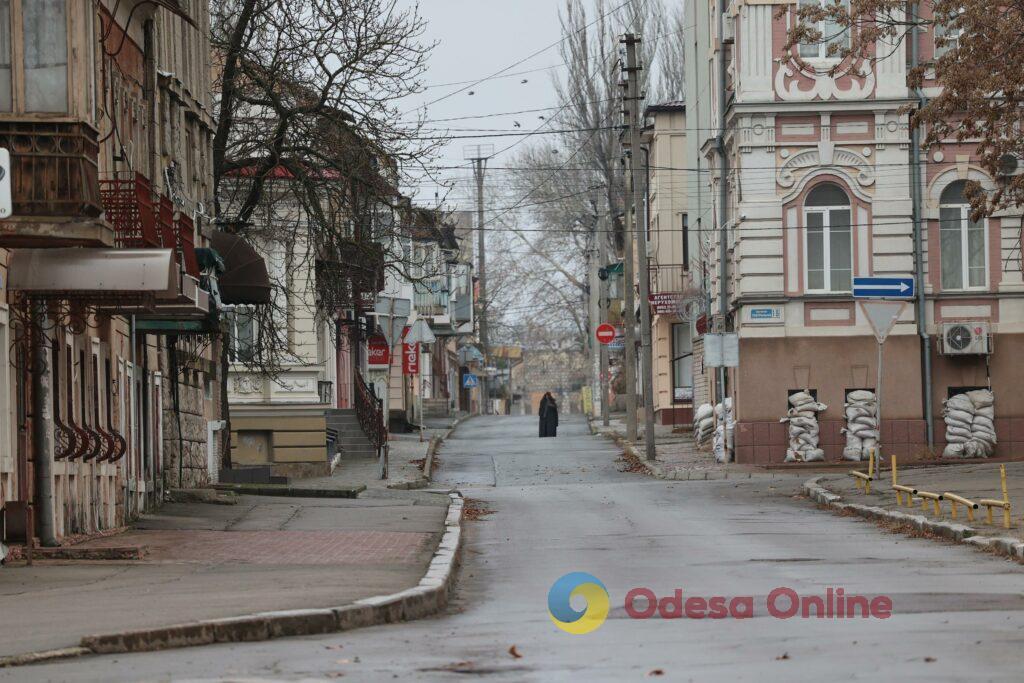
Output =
[{"x1": 209, "y1": 0, "x2": 445, "y2": 462}]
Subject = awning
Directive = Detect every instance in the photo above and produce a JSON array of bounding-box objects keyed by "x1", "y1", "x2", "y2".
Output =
[
  {"x1": 209, "y1": 231, "x2": 272, "y2": 305},
  {"x1": 7, "y1": 248, "x2": 176, "y2": 297}
]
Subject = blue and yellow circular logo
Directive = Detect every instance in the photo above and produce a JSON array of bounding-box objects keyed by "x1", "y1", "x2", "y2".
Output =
[{"x1": 547, "y1": 572, "x2": 610, "y2": 634}]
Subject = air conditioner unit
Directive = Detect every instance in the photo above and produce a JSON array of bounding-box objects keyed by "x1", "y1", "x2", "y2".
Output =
[
  {"x1": 997, "y1": 154, "x2": 1024, "y2": 177},
  {"x1": 940, "y1": 322, "x2": 992, "y2": 355}
]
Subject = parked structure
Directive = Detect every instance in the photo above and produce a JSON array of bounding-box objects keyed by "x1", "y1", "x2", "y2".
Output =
[{"x1": 682, "y1": 0, "x2": 1024, "y2": 463}]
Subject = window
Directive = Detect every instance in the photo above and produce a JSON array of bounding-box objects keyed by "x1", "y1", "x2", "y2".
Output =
[
  {"x1": 934, "y1": 11, "x2": 963, "y2": 59},
  {"x1": 23, "y1": 0, "x2": 68, "y2": 112},
  {"x1": 681, "y1": 213, "x2": 690, "y2": 267},
  {"x1": 939, "y1": 181, "x2": 986, "y2": 290},
  {"x1": 804, "y1": 182, "x2": 852, "y2": 292},
  {"x1": 0, "y1": 1, "x2": 11, "y2": 111},
  {"x1": 671, "y1": 323, "x2": 693, "y2": 403},
  {"x1": 798, "y1": 0, "x2": 850, "y2": 60},
  {"x1": 225, "y1": 306, "x2": 256, "y2": 362}
]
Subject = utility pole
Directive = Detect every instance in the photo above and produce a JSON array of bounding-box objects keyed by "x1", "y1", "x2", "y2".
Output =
[
  {"x1": 619, "y1": 49, "x2": 638, "y2": 444},
  {"x1": 598, "y1": 215, "x2": 610, "y2": 427},
  {"x1": 588, "y1": 242, "x2": 601, "y2": 420},
  {"x1": 623, "y1": 33, "x2": 656, "y2": 461},
  {"x1": 466, "y1": 145, "x2": 492, "y2": 414}
]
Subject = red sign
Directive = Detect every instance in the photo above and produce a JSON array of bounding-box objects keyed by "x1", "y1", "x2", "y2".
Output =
[
  {"x1": 402, "y1": 326, "x2": 419, "y2": 375},
  {"x1": 596, "y1": 323, "x2": 617, "y2": 345},
  {"x1": 367, "y1": 335, "x2": 390, "y2": 367}
]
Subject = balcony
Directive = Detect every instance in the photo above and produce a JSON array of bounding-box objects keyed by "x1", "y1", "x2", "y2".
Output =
[
  {"x1": 414, "y1": 280, "x2": 449, "y2": 317},
  {"x1": 100, "y1": 173, "x2": 200, "y2": 277},
  {"x1": 648, "y1": 262, "x2": 689, "y2": 295},
  {"x1": 0, "y1": 120, "x2": 111, "y2": 248}
]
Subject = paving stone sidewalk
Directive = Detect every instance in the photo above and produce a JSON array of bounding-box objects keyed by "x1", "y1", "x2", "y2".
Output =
[
  {"x1": 592, "y1": 414, "x2": 769, "y2": 479},
  {"x1": 0, "y1": 490, "x2": 451, "y2": 658},
  {"x1": 820, "y1": 459, "x2": 1024, "y2": 538},
  {"x1": 299, "y1": 416, "x2": 463, "y2": 491}
]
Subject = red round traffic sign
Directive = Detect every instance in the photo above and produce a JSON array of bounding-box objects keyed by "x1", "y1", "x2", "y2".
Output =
[{"x1": 596, "y1": 323, "x2": 616, "y2": 345}]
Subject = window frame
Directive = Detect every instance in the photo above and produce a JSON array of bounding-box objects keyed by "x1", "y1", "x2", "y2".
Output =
[
  {"x1": 797, "y1": 0, "x2": 851, "y2": 62},
  {"x1": 939, "y1": 199, "x2": 989, "y2": 292},
  {"x1": 670, "y1": 322, "x2": 693, "y2": 404},
  {"x1": 0, "y1": 0, "x2": 72, "y2": 115},
  {"x1": 933, "y1": 9, "x2": 964, "y2": 59},
  {"x1": 803, "y1": 186, "x2": 854, "y2": 294}
]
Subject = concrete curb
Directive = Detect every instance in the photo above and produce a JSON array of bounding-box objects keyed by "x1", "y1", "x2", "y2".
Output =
[
  {"x1": 803, "y1": 476, "x2": 1024, "y2": 561},
  {"x1": 0, "y1": 493, "x2": 465, "y2": 667},
  {"x1": 212, "y1": 483, "x2": 366, "y2": 499},
  {"x1": 387, "y1": 415, "x2": 464, "y2": 490}
]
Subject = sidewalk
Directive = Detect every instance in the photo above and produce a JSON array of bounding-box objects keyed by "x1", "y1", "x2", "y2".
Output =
[
  {"x1": 591, "y1": 414, "x2": 766, "y2": 479},
  {"x1": 0, "y1": 490, "x2": 451, "y2": 658},
  {"x1": 299, "y1": 415, "x2": 463, "y2": 491},
  {"x1": 819, "y1": 460, "x2": 1024, "y2": 538}
]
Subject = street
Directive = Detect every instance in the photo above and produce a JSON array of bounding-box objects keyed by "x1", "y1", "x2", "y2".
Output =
[{"x1": 10, "y1": 415, "x2": 1024, "y2": 681}]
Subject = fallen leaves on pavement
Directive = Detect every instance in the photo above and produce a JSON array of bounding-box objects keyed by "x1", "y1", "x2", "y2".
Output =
[
  {"x1": 508, "y1": 645, "x2": 523, "y2": 659},
  {"x1": 464, "y1": 498, "x2": 495, "y2": 521}
]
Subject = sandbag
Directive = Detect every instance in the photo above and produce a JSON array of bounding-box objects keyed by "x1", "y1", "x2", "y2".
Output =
[{"x1": 941, "y1": 390, "x2": 997, "y2": 459}]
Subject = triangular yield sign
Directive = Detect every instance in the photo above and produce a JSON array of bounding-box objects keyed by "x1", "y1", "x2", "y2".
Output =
[{"x1": 859, "y1": 301, "x2": 907, "y2": 343}]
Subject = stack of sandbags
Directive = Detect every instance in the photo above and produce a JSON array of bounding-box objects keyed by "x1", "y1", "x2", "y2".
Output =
[
  {"x1": 693, "y1": 403, "x2": 715, "y2": 445},
  {"x1": 942, "y1": 389, "x2": 996, "y2": 459},
  {"x1": 842, "y1": 390, "x2": 879, "y2": 461},
  {"x1": 712, "y1": 398, "x2": 735, "y2": 463},
  {"x1": 782, "y1": 391, "x2": 828, "y2": 462}
]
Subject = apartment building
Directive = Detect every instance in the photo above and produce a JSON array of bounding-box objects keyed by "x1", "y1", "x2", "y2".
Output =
[
  {"x1": 684, "y1": 0, "x2": 1024, "y2": 463},
  {"x1": 0, "y1": 0, "x2": 260, "y2": 544}
]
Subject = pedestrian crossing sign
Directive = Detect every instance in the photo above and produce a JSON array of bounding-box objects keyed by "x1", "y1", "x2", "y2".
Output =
[{"x1": 463, "y1": 373, "x2": 479, "y2": 389}]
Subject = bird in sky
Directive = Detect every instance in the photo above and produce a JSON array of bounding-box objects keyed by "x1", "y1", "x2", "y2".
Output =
[
  {"x1": 521, "y1": 79, "x2": 529, "y2": 84},
  {"x1": 468, "y1": 91, "x2": 475, "y2": 96},
  {"x1": 538, "y1": 115, "x2": 546, "y2": 120},
  {"x1": 513, "y1": 121, "x2": 521, "y2": 128}
]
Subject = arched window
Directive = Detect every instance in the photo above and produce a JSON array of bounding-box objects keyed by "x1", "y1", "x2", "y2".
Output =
[
  {"x1": 804, "y1": 182, "x2": 852, "y2": 292},
  {"x1": 939, "y1": 180, "x2": 986, "y2": 290}
]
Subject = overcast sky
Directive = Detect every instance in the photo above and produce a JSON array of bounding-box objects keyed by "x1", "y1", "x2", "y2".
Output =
[{"x1": 396, "y1": 0, "x2": 567, "y2": 210}]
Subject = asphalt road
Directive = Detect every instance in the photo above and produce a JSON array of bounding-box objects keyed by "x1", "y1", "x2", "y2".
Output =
[{"x1": 11, "y1": 415, "x2": 1024, "y2": 681}]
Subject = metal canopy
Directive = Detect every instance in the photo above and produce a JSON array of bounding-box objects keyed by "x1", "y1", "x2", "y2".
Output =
[
  {"x1": 7, "y1": 248, "x2": 176, "y2": 296},
  {"x1": 209, "y1": 231, "x2": 272, "y2": 305}
]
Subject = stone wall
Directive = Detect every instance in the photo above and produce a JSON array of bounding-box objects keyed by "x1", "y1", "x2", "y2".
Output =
[{"x1": 162, "y1": 365, "x2": 211, "y2": 489}]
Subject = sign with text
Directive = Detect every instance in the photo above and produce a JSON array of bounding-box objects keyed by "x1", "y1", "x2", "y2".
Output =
[
  {"x1": 402, "y1": 326, "x2": 419, "y2": 375},
  {"x1": 367, "y1": 335, "x2": 390, "y2": 367},
  {"x1": 648, "y1": 293, "x2": 684, "y2": 316},
  {"x1": 744, "y1": 305, "x2": 784, "y2": 324}
]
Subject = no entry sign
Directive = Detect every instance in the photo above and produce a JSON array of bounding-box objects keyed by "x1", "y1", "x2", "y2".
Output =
[{"x1": 596, "y1": 323, "x2": 616, "y2": 345}]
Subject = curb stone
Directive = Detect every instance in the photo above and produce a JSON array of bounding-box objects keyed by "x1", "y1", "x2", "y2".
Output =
[
  {"x1": 802, "y1": 476, "x2": 1024, "y2": 563},
  {"x1": 0, "y1": 493, "x2": 465, "y2": 667},
  {"x1": 387, "y1": 415, "x2": 463, "y2": 490}
]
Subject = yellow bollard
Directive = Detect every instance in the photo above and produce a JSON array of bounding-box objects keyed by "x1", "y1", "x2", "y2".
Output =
[{"x1": 916, "y1": 490, "x2": 943, "y2": 517}]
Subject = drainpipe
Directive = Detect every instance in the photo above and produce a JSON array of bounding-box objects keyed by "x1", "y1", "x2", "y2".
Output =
[
  {"x1": 716, "y1": 0, "x2": 730, "y2": 404},
  {"x1": 909, "y1": 2, "x2": 935, "y2": 448}
]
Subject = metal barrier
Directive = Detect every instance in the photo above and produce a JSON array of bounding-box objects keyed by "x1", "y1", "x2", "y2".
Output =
[
  {"x1": 890, "y1": 455, "x2": 917, "y2": 506},
  {"x1": 979, "y1": 464, "x2": 1013, "y2": 529},
  {"x1": 849, "y1": 450, "x2": 876, "y2": 494},
  {"x1": 943, "y1": 492, "x2": 979, "y2": 523}
]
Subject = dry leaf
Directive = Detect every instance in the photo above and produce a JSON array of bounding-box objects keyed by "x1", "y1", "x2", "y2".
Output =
[
  {"x1": 776, "y1": 653, "x2": 790, "y2": 661},
  {"x1": 325, "y1": 644, "x2": 344, "y2": 650},
  {"x1": 924, "y1": 657, "x2": 936, "y2": 663},
  {"x1": 508, "y1": 645, "x2": 523, "y2": 659},
  {"x1": 647, "y1": 669, "x2": 665, "y2": 677}
]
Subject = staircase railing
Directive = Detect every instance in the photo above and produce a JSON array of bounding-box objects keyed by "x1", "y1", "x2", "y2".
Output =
[{"x1": 354, "y1": 372, "x2": 386, "y2": 456}]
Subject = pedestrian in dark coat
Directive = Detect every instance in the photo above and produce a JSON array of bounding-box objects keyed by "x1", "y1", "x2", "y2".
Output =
[{"x1": 539, "y1": 392, "x2": 559, "y2": 438}]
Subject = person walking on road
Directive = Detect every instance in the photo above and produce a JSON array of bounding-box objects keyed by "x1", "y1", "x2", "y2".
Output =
[{"x1": 539, "y1": 392, "x2": 559, "y2": 438}]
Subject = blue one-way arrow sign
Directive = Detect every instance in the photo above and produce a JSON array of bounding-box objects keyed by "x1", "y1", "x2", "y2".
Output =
[{"x1": 853, "y1": 276, "x2": 915, "y2": 299}]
